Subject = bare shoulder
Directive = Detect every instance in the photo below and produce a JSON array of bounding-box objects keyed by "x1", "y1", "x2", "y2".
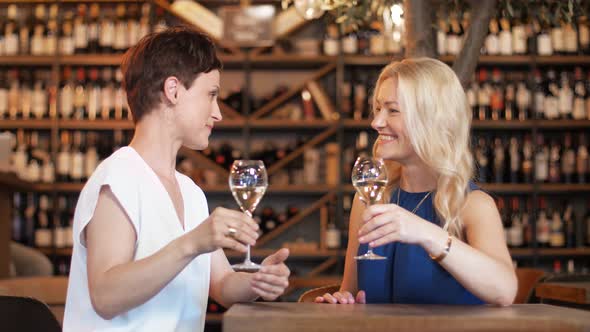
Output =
[{"x1": 461, "y1": 189, "x2": 500, "y2": 228}]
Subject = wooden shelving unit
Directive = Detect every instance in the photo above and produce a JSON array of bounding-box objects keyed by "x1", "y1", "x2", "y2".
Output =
[{"x1": 4, "y1": 1, "x2": 590, "y2": 296}]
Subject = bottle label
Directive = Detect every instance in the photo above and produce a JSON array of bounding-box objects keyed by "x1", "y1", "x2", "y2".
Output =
[
  {"x1": 71, "y1": 153, "x2": 84, "y2": 180},
  {"x1": 42, "y1": 162, "x2": 55, "y2": 183},
  {"x1": 100, "y1": 22, "x2": 115, "y2": 47},
  {"x1": 447, "y1": 35, "x2": 461, "y2": 55},
  {"x1": 35, "y1": 228, "x2": 52, "y2": 247},
  {"x1": 563, "y1": 151, "x2": 576, "y2": 174},
  {"x1": 499, "y1": 30, "x2": 512, "y2": 55},
  {"x1": 551, "y1": 27, "x2": 564, "y2": 52},
  {"x1": 31, "y1": 36, "x2": 44, "y2": 55},
  {"x1": 114, "y1": 22, "x2": 127, "y2": 50},
  {"x1": 535, "y1": 155, "x2": 548, "y2": 180},
  {"x1": 342, "y1": 35, "x2": 358, "y2": 54},
  {"x1": 512, "y1": 25, "x2": 527, "y2": 54},
  {"x1": 544, "y1": 96, "x2": 559, "y2": 119},
  {"x1": 5, "y1": 34, "x2": 18, "y2": 55},
  {"x1": 88, "y1": 23, "x2": 99, "y2": 42},
  {"x1": 580, "y1": 25, "x2": 590, "y2": 48},
  {"x1": 537, "y1": 34, "x2": 553, "y2": 55},
  {"x1": 564, "y1": 25, "x2": 578, "y2": 52},
  {"x1": 558, "y1": 86, "x2": 573, "y2": 115},
  {"x1": 0, "y1": 89, "x2": 8, "y2": 115},
  {"x1": 32, "y1": 87, "x2": 47, "y2": 118},
  {"x1": 60, "y1": 86, "x2": 74, "y2": 118},
  {"x1": 54, "y1": 227, "x2": 65, "y2": 248},
  {"x1": 61, "y1": 36, "x2": 75, "y2": 55},
  {"x1": 74, "y1": 22, "x2": 89, "y2": 49},
  {"x1": 326, "y1": 227, "x2": 341, "y2": 249},
  {"x1": 57, "y1": 151, "x2": 71, "y2": 175},
  {"x1": 46, "y1": 36, "x2": 57, "y2": 55},
  {"x1": 87, "y1": 87, "x2": 101, "y2": 120},
  {"x1": 437, "y1": 30, "x2": 446, "y2": 55},
  {"x1": 85, "y1": 149, "x2": 98, "y2": 178},
  {"x1": 485, "y1": 34, "x2": 499, "y2": 55}
]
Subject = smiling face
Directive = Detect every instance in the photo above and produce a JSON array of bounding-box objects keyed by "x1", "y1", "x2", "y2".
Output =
[
  {"x1": 371, "y1": 77, "x2": 417, "y2": 163},
  {"x1": 173, "y1": 70, "x2": 222, "y2": 150}
]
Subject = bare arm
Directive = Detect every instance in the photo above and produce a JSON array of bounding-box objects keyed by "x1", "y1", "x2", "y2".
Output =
[
  {"x1": 339, "y1": 194, "x2": 365, "y2": 294},
  {"x1": 86, "y1": 187, "x2": 259, "y2": 319},
  {"x1": 422, "y1": 190, "x2": 517, "y2": 306},
  {"x1": 315, "y1": 194, "x2": 367, "y2": 304},
  {"x1": 360, "y1": 189, "x2": 517, "y2": 305}
]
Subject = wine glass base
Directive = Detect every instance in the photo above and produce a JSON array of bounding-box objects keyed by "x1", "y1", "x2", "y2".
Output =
[
  {"x1": 354, "y1": 252, "x2": 387, "y2": 260},
  {"x1": 232, "y1": 261, "x2": 261, "y2": 272}
]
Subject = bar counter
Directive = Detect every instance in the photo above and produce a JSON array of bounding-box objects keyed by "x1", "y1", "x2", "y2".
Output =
[{"x1": 223, "y1": 302, "x2": 590, "y2": 332}]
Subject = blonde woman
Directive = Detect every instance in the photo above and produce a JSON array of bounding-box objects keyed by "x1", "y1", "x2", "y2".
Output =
[{"x1": 316, "y1": 58, "x2": 517, "y2": 305}]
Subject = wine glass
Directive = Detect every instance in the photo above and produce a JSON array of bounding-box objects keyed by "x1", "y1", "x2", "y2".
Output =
[
  {"x1": 229, "y1": 160, "x2": 268, "y2": 272},
  {"x1": 351, "y1": 156, "x2": 388, "y2": 260}
]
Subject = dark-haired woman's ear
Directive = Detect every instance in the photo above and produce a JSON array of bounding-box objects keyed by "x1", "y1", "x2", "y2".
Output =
[{"x1": 163, "y1": 76, "x2": 179, "y2": 105}]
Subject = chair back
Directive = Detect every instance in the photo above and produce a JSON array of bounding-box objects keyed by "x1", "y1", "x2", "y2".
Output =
[
  {"x1": 0, "y1": 295, "x2": 62, "y2": 332},
  {"x1": 298, "y1": 284, "x2": 340, "y2": 303},
  {"x1": 0, "y1": 276, "x2": 68, "y2": 325},
  {"x1": 515, "y1": 268, "x2": 546, "y2": 304}
]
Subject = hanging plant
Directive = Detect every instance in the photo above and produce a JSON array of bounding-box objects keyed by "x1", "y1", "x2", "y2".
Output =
[{"x1": 281, "y1": 0, "x2": 580, "y2": 31}]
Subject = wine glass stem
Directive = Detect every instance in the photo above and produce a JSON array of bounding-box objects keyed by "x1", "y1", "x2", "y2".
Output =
[{"x1": 244, "y1": 210, "x2": 253, "y2": 263}]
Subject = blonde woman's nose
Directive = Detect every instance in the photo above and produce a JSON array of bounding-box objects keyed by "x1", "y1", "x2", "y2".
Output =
[{"x1": 371, "y1": 111, "x2": 386, "y2": 131}]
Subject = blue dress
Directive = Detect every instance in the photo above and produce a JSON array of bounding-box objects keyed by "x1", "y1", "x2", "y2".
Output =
[{"x1": 357, "y1": 183, "x2": 484, "y2": 305}]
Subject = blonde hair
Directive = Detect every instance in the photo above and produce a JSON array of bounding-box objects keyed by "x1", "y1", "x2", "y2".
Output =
[{"x1": 372, "y1": 57, "x2": 474, "y2": 239}]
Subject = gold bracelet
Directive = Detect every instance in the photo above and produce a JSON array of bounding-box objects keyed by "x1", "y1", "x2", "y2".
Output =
[{"x1": 429, "y1": 234, "x2": 452, "y2": 262}]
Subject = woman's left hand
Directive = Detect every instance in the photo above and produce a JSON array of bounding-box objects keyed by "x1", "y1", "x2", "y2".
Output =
[
  {"x1": 250, "y1": 248, "x2": 290, "y2": 301},
  {"x1": 358, "y1": 204, "x2": 437, "y2": 248}
]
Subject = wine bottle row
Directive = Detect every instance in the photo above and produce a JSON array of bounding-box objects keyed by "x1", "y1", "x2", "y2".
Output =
[
  {"x1": 11, "y1": 129, "x2": 131, "y2": 183},
  {"x1": 185, "y1": 139, "x2": 341, "y2": 186},
  {"x1": 468, "y1": 67, "x2": 590, "y2": 121},
  {"x1": 473, "y1": 132, "x2": 589, "y2": 184},
  {"x1": 0, "y1": 66, "x2": 131, "y2": 121},
  {"x1": 0, "y1": 3, "x2": 152, "y2": 56},
  {"x1": 436, "y1": 8, "x2": 590, "y2": 56},
  {"x1": 497, "y1": 196, "x2": 590, "y2": 249},
  {"x1": 12, "y1": 193, "x2": 76, "y2": 250}
]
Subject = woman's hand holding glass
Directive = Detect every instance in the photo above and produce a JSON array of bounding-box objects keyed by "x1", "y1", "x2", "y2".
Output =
[
  {"x1": 358, "y1": 204, "x2": 440, "y2": 248},
  {"x1": 188, "y1": 207, "x2": 260, "y2": 255}
]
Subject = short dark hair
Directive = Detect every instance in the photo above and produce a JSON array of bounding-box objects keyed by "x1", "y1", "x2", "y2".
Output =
[{"x1": 121, "y1": 26, "x2": 222, "y2": 123}]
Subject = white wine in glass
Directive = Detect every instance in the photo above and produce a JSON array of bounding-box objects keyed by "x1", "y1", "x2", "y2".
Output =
[
  {"x1": 351, "y1": 156, "x2": 388, "y2": 260},
  {"x1": 229, "y1": 160, "x2": 268, "y2": 272}
]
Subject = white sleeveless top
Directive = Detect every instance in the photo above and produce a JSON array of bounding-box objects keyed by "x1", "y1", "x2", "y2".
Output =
[{"x1": 63, "y1": 146, "x2": 211, "y2": 332}]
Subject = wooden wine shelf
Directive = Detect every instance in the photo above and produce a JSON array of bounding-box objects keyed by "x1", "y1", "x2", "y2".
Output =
[
  {"x1": 0, "y1": 55, "x2": 56, "y2": 65},
  {"x1": 472, "y1": 120, "x2": 537, "y2": 129},
  {"x1": 60, "y1": 54, "x2": 123, "y2": 66},
  {"x1": 249, "y1": 55, "x2": 337, "y2": 69},
  {"x1": 535, "y1": 55, "x2": 590, "y2": 65},
  {"x1": 56, "y1": 119, "x2": 246, "y2": 130},
  {"x1": 6, "y1": 54, "x2": 590, "y2": 67},
  {"x1": 250, "y1": 119, "x2": 335, "y2": 129},
  {"x1": 0, "y1": 119, "x2": 55, "y2": 129},
  {"x1": 538, "y1": 184, "x2": 590, "y2": 193},
  {"x1": 480, "y1": 184, "x2": 534, "y2": 193},
  {"x1": 536, "y1": 120, "x2": 590, "y2": 129},
  {"x1": 2, "y1": 119, "x2": 589, "y2": 131}
]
